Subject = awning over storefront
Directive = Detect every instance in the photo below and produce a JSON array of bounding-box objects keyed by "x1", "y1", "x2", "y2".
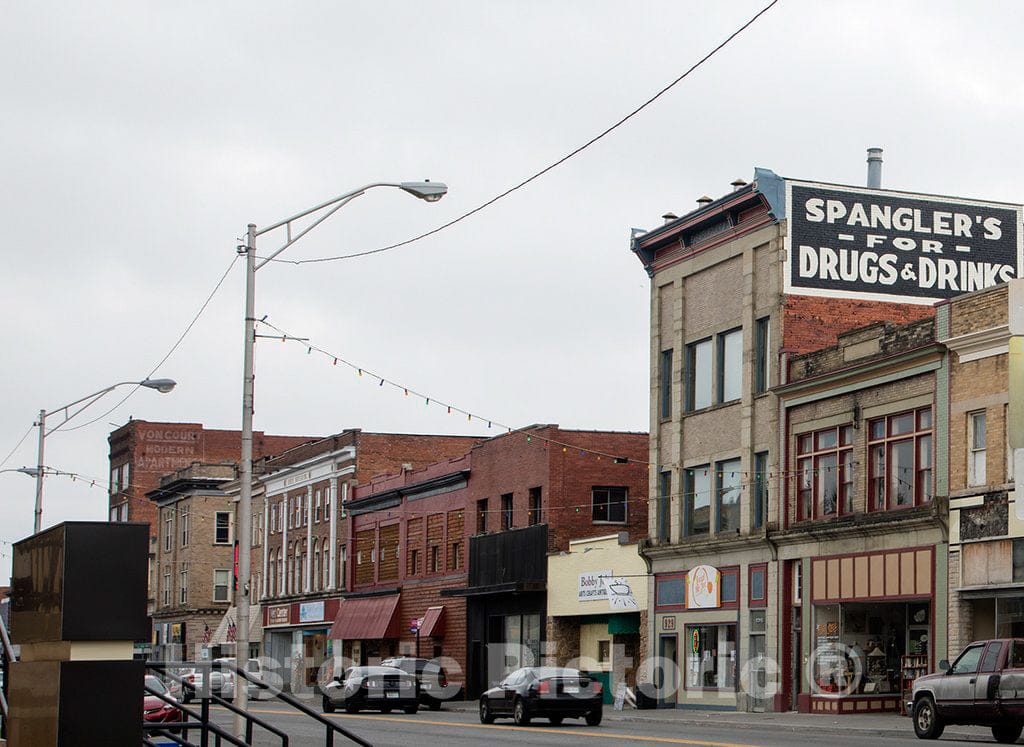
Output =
[
  {"x1": 328, "y1": 594, "x2": 401, "y2": 640},
  {"x1": 419, "y1": 606, "x2": 446, "y2": 638},
  {"x1": 210, "y1": 604, "x2": 263, "y2": 646}
]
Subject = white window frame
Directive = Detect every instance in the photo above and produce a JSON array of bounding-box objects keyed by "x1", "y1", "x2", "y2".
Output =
[
  {"x1": 315, "y1": 490, "x2": 322, "y2": 523},
  {"x1": 717, "y1": 327, "x2": 743, "y2": 403},
  {"x1": 164, "y1": 511, "x2": 173, "y2": 552},
  {"x1": 163, "y1": 572, "x2": 171, "y2": 607},
  {"x1": 180, "y1": 507, "x2": 190, "y2": 547},
  {"x1": 179, "y1": 563, "x2": 188, "y2": 605},
  {"x1": 214, "y1": 511, "x2": 232, "y2": 545},
  {"x1": 213, "y1": 569, "x2": 231, "y2": 602},
  {"x1": 969, "y1": 410, "x2": 987, "y2": 486}
]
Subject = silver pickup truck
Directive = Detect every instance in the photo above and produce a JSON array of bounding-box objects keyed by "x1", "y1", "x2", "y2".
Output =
[{"x1": 910, "y1": 638, "x2": 1024, "y2": 742}]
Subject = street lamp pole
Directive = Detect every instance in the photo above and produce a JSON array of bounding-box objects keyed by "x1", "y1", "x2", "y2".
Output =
[
  {"x1": 32, "y1": 378, "x2": 176, "y2": 534},
  {"x1": 233, "y1": 181, "x2": 446, "y2": 732}
]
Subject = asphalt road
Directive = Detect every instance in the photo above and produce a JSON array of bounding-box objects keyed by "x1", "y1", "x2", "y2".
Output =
[{"x1": 192, "y1": 703, "x2": 1013, "y2": 746}]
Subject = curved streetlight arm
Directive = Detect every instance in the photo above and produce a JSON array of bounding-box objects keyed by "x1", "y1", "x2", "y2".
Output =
[
  {"x1": 253, "y1": 181, "x2": 447, "y2": 270},
  {"x1": 42, "y1": 378, "x2": 177, "y2": 434}
]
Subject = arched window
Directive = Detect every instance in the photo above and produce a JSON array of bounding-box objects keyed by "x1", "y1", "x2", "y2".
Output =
[
  {"x1": 294, "y1": 542, "x2": 302, "y2": 593},
  {"x1": 277, "y1": 550, "x2": 284, "y2": 597},
  {"x1": 312, "y1": 539, "x2": 321, "y2": 592},
  {"x1": 287, "y1": 542, "x2": 295, "y2": 595},
  {"x1": 267, "y1": 550, "x2": 275, "y2": 597},
  {"x1": 323, "y1": 542, "x2": 330, "y2": 590}
]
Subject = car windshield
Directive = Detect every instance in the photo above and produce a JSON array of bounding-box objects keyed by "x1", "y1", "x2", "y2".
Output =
[{"x1": 146, "y1": 676, "x2": 167, "y2": 695}]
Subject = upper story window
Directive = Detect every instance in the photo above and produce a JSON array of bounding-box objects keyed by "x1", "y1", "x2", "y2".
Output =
[
  {"x1": 684, "y1": 466, "x2": 711, "y2": 537},
  {"x1": 214, "y1": 512, "x2": 231, "y2": 544},
  {"x1": 660, "y1": 349, "x2": 673, "y2": 420},
  {"x1": 528, "y1": 487, "x2": 542, "y2": 526},
  {"x1": 969, "y1": 410, "x2": 987, "y2": 486},
  {"x1": 657, "y1": 472, "x2": 671, "y2": 542},
  {"x1": 869, "y1": 407, "x2": 932, "y2": 510},
  {"x1": 754, "y1": 317, "x2": 770, "y2": 394},
  {"x1": 685, "y1": 339, "x2": 712, "y2": 411},
  {"x1": 315, "y1": 490, "x2": 322, "y2": 523},
  {"x1": 716, "y1": 328, "x2": 742, "y2": 403},
  {"x1": 592, "y1": 487, "x2": 627, "y2": 524},
  {"x1": 716, "y1": 459, "x2": 741, "y2": 532},
  {"x1": 164, "y1": 511, "x2": 174, "y2": 552},
  {"x1": 476, "y1": 498, "x2": 488, "y2": 534},
  {"x1": 797, "y1": 425, "x2": 853, "y2": 520},
  {"x1": 501, "y1": 493, "x2": 513, "y2": 530},
  {"x1": 180, "y1": 507, "x2": 190, "y2": 547}
]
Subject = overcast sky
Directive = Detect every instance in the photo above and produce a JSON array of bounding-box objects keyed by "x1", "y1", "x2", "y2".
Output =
[{"x1": 3, "y1": 0, "x2": 1024, "y2": 576}]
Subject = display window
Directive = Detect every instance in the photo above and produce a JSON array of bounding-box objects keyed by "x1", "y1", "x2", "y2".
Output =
[
  {"x1": 685, "y1": 623, "x2": 737, "y2": 691},
  {"x1": 811, "y1": 600, "x2": 929, "y2": 695}
]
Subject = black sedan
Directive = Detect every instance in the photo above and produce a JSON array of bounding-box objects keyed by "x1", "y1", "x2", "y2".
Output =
[
  {"x1": 381, "y1": 656, "x2": 459, "y2": 710},
  {"x1": 322, "y1": 665, "x2": 418, "y2": 715},
  {"x1": 479, "y1": 667, "x2": 603, "y2": 726}
]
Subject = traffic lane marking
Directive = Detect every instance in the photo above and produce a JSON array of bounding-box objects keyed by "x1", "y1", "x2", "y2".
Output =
[{"x1": 222, "y1": 706, "x2": 763, "y2": 746}]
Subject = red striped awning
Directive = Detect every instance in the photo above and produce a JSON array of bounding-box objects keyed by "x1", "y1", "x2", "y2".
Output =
[
  {"x1": 419, "y1": 606, "x2": 446, "y2": 638},
  {"x1": 328, "y1": 595, "x2": 401, "y2": 640}
]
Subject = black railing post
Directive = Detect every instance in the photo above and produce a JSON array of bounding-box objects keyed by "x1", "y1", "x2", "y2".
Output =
[{"x1": 200, "y1": 693, "x2": 210, "y2": 747}]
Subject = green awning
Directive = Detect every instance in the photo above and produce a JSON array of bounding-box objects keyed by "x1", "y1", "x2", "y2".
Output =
[{"x1": 607, "y1": 612, "x2": 640, "y2": 635}]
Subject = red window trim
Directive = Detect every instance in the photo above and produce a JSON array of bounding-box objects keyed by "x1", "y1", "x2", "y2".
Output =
[
  {"x1": 867, "y1": 406, "x2": 933, "y2": 512},
  {"x1": 748, "y1": 563, "x2": 768, "y2": 608},
  {"x1": 655, "y1": 571, "x2": 687, "y2": 610},
  {"x1": 795, "y1": 424, "x2": 854, "y2": 521},
  {"x1": 719, "y1": 566, "x2": 740, "y2": 609}
]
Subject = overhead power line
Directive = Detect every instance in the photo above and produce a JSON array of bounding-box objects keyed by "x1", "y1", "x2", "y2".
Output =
[
  {"x1": 278, "y1": 0, "x2": 780, "y2": 266},
  {"x1": 58, "y1": 254, "x2": 241, "y2": 434}
]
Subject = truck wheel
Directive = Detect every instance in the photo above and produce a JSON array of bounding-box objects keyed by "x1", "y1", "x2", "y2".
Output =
[
  {"x1": 992, "y1": 723, "x2": 1023, "y2": 744},
  {"x1": 912, "y1": 696, "x2": 944, "y2": 739}
]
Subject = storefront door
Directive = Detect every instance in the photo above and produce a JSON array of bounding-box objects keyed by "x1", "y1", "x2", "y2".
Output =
[{"x1": 658, "y1": 634, "x2": 678, "y2": 706}]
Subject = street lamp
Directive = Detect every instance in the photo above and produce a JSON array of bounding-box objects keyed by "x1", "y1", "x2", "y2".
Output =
[
  {"x1": 234, "y1": 180, "x2": 447, "y2": 726},
  {"x1": 33, "y1": 377, "x2": 177, "y2": 533}
]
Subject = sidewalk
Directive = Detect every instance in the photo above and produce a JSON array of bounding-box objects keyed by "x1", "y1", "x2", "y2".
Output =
[{"x1": 443, "y1": 700, "x2": 981, "y2": 738}]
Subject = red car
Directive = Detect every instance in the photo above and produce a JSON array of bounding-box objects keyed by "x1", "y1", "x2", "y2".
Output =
[{"x1": 144, "y1": 674, "x2": 183, "y2": 731}]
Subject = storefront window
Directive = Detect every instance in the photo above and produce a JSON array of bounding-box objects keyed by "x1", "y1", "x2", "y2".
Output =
[
  {"x1": 811, "y1": 600, "x2": 930, "y2": 696},
  {"x1": 997, "y1": 598, "x2": 1024, "y2": 638},
  {"x1": 656, "y1": 573, "x2": 686, "y2": 608},
  {"x1": 685, "y1": 623, "x2": 736, "y2": 690}
]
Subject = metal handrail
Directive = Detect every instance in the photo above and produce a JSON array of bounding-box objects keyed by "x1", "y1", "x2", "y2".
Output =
[
  {"x1": 0, "y1": 611, "x2": 14, "y2": 738},
  {"x1": 148, "y1": 663, "x2": 290, "y2": 747},
  {"x1": 211, "y1": 659, "x2": 373, "y2": 747}
]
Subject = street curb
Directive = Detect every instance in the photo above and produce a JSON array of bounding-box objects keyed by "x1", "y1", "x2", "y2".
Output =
[{"x1": 441, "y1": 703, "x2": 979, "y2": 739}]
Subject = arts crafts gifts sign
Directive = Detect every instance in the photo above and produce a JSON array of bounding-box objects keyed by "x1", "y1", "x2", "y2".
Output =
[{"x1": 785, "y1": 181, "x2": 1023, "y2": 303}]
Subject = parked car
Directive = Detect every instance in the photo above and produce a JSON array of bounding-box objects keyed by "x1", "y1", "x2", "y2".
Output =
[
  {"x1": 214, "y1": 657, "x2": 269, "y2": 699},
  {"x1": 479, "y1": 667, "x2": 602, "y2": 726},
  {"x1": 910, "y1": 638, "x2": 1024, "y2": 743},
  {"x1": 177, "y1": 665, "x2": 231, "y2": 703},
  {"x1": 381, "y1": 656, "x2": 458, "y2": 710},
  {"x1": 322, "y1": 665, "x2": 418, "y2": 715},
  {"x1": 144, "y1": 674, "x2": 183, "y2": 732}
]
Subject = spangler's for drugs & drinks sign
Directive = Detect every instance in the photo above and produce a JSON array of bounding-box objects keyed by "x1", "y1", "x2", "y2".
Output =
[{"x1": 785, "y1": 181, "x2": 1023, "y2": 303}]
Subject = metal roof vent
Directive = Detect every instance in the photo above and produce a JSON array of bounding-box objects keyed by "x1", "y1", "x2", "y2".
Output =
[
  {"x1": 696, "y1": 195, "x2": 713, "y2": 207},
  {"x1": 731, "y1": 179, "x2": 747, "y2": 191},
  {"x1": 662, "y1": 212, "x2": 679, "y2": 224},
  {"x1": 867, "y1": 147, "x2": 883, "y2": 189}
]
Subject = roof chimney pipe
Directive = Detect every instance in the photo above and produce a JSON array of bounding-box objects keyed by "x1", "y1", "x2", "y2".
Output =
[
  {"x1": 662, "y1": 212, "x2": 679, "y2": 225},
  {"x1": 867, "y1": 147, "x2": 883, "y2": 189},
  {"x1": 696, "y1": 195, "x2": 713, "y2": 208}
]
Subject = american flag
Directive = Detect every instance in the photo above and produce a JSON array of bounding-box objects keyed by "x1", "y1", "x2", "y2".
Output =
[{"x1": 202, "y1": 624, "x2": 211, "y2": 645}]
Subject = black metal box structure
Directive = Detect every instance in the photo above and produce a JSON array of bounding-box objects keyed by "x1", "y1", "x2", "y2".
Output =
[
  {"x1": 7, "y1": 521, "x2": 149, "y2": 745},
  {"x1": 10, "y1": 521, "x2": 149, "y2": 643}
]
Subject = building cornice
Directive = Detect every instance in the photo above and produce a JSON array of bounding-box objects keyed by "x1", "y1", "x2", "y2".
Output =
[{"x1": 940, "y1": 324, "x2": 1009, "y2": 362}]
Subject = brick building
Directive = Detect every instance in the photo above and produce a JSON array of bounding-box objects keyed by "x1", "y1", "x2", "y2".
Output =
[
  {"x1": 938, "y1": 283, "x2": 1024, "y2": 653},
  {"x1": 148, "y1": 462, "x2": 238, "y2": 663},
  {"x1": 775, "y1": 319, "x2": 947, "y2": 714},
  {"x1": 256, "y1": 429, "x2": 481, "y2": 692},
  {"x1": 630, "y1": 169, "x2": 1018, "y2": 712},
  {"x1": 339, "y1": 455, "x2": 473, "y2": 683},
  {"x1": 108, "y1": 420, "x2": 316, "y2": 615},
  {"x1": 440, "y1": 424, "x2": 648, "y2": 697}
]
